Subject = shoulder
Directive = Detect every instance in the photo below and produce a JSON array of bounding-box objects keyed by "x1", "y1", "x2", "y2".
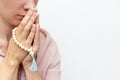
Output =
[
  {"x1": 36, "y1": 28, "x2": 61, "y2": 78},
  {"x1": 39, "y1": 27, "x2": 60, "y2": 59},
  {"x1": 37, "y1": 27, "x2": 60, "y2": 66},
  {"x1": 39, "y1": 28, "x2": 59, "y2": 53}
]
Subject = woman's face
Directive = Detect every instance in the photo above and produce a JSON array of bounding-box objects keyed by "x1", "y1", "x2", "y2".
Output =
[{"x1": 0, "y1": 0, "x2": 38, "y2": 26}]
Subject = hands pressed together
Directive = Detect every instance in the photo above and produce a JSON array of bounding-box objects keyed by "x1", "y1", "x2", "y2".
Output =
[
  {"x1": 0, "y1": 8, "x2": 42, "y2": 80},
  {"x1": 6, "y1": 8, "x2": 40, "y2": 66}
]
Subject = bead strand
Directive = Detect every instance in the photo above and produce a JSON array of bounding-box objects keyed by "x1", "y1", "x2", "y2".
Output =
[
  {"x1": 12, "y1": 27, "x2": 32, "y2": 52},
  {"x1": 12, "y1": 27, "x2": 38, "y2": 72}
]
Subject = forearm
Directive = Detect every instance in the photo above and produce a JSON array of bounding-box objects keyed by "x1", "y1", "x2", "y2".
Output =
[
  {"x1": 0, "y1": 58, "x2": 19, "y2": 80},
  {"x1": 12, "y1": 65, "x2": 19, "y2": 80},
  {"x1": 23, "y1": 65, "x2": 42, "y2": 80}
]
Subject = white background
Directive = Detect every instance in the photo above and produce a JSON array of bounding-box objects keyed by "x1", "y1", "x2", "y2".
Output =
[{"x1": 37, "y1": 0, "x2": 120, "y2": 80}]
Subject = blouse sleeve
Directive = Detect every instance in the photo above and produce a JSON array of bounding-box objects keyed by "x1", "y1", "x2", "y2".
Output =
[
  {"x1": 45, "y1": 42, "x2": 61, "y2": 80},
  {"x1": 37, "y1": 29, "x2": 61, "y2": 80}
]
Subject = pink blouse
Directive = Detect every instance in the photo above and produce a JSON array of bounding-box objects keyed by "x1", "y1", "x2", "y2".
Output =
[{"x1": 0, "y1": 28, "x2": 61, "y2": 80}]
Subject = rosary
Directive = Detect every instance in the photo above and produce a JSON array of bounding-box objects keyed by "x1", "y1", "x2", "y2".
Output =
[{"x1": 12, "y1": 27, "x2": 38, "y2": 72}]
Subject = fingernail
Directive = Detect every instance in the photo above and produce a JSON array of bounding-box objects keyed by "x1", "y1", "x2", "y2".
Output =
[
  {"x1": 32, "y1": 24, "x2": 37, "y2": 29},
  {"x1": 34, "y1": 8, "x2": 37, "y2": 12}
]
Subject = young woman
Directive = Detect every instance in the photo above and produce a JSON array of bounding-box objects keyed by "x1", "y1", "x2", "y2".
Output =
[{"x1": 0, "y1": 0, "x2": 61, "y2": 80}]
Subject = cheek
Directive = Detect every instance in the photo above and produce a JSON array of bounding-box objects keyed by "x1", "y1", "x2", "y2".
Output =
[
  {"x1": 2, "y1": 1, "x2": 20, "y2": 16},
  {"x1": 2, "y1": 0, "x2": 12, "y2": 8},
  {"x1": 0, "y1": 0, "x2": 22, "y2": 26},
  {"x1": 2, "y1": 0, "x2": 19, "y2": 10}
]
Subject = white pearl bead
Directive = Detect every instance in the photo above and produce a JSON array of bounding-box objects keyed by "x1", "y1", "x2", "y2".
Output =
[{"x1": 12, "y1": 27, "x2": 34, "y2": 55}]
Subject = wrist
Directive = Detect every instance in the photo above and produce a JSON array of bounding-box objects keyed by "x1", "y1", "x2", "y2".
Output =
[
  {"x1": 22, "y1": 56, "x2": 32, "y2": 68},
  {"x1": 22, "y1": 54, "x2": 38, "y2": 72},
  {"x1": 22, "y1": 61, "x2": 32, "y2": 69},
  {"x1": 3, "y1": 55, "x2": 20, "y2": 67},
  {"x1": 2, "y1": 59, "x2": 19, "y2": 69}
]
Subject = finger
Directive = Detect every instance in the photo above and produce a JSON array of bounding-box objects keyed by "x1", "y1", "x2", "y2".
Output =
[
  {"x1": 17, "y1": 9, "x2": 35, "y2": 34},
  {"x1": 33, "y1": 14, "x2": 40, "y2": 54},
  {"x1": 33, "y1": 23, "x2": 40, "y2": 54},
  {"x1": 21, "y1": 12, "x2": 38, "y2": 40},
  {"x1": 25, "y1": 24, "x2": 36, "y2": 47},
  {"x1": 35, "y1": 13, "x2": 39, "y2": 24}
]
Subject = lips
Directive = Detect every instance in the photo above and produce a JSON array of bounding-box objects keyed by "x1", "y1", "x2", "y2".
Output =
[
  {"x1": 19, "y1": 15, "x2": 25, "y2": 17},
  {"x1": 17, "y1": 14, "x2": 25, "y2": 19}
]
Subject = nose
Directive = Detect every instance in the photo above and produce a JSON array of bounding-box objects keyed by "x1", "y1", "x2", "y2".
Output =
[{"x1": 23, "y1": 0, "x2": 35, "y2": 11}]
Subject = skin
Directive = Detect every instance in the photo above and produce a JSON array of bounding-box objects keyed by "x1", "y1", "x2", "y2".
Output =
[{"x1": 0, "y1": 0, "x2": 42, "y2": 80}]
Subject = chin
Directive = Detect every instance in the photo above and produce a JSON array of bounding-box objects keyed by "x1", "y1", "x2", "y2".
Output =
[
  {"x1": 9, "y1": 21, "x2": 19, "y2": 27},
  {"x1": 12, "y1": 19, "x2": 22, "y2": 27},
  {"x1": 10, "y1": 16, "x2": 23, "y2": 27}
]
